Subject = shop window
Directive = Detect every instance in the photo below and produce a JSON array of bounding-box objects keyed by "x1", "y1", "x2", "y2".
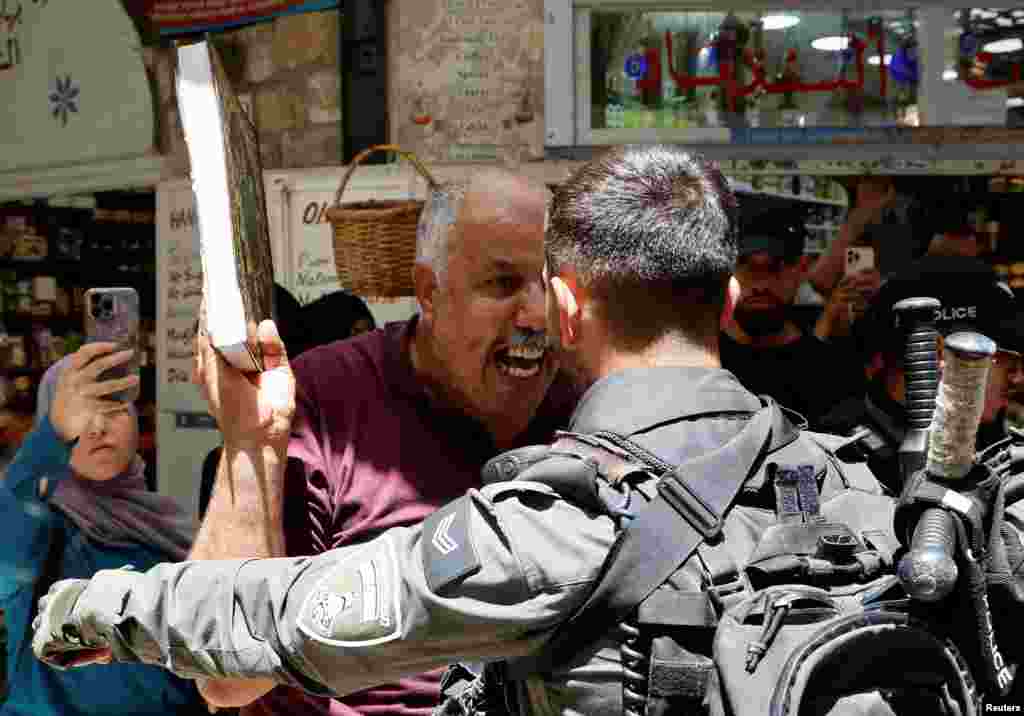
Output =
[{"x1": 547, "y1": 2, "x2": 1024, "y2": 145}]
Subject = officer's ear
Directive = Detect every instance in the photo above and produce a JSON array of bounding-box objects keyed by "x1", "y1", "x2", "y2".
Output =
[
  {"x1": 550, "y1": 272, "x2": 582, "y2": 349},
  {"x1": 722, "y1": 275, "x2": 741, "y2": 330}
]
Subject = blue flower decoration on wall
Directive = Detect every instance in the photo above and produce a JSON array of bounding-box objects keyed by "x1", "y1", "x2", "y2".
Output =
[{"x1": 49, "y1": 75, "x2": 80, "y2": 127}]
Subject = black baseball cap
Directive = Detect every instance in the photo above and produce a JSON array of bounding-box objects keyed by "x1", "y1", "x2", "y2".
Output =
[
  {"x1": 738, "y1": 208, "x2": 806, "y2": 262},
  {"x1": 854, "y1": 255, "x2": 1017, "y2": 359}
]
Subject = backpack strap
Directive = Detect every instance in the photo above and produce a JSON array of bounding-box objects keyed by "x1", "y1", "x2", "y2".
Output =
[{"x1": 506, "y1": 399, "x2": 779, "y2": 679}]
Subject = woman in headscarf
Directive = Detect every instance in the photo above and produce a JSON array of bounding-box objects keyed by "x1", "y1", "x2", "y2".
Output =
[{"x1": 0, "y1": 341, "x2": 204, "y2": 715}]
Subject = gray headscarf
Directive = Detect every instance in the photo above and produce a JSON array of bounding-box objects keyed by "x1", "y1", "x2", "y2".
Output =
[{"x1": 34, "y1": 356, "x2": 196, "y2": 560}]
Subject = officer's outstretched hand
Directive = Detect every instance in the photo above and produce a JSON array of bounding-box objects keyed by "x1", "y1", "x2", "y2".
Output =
[
  {"x1": 31, "y1": 578, "x2": 113, "y2": 670},
  {"x1": 193, "y1": 311, "x2": 296, "y2": 451}
]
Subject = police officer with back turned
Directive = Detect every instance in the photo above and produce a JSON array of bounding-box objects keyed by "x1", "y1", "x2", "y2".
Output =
[{"x1": 29, "y1": 145, "x2": 894, "y2": 716}]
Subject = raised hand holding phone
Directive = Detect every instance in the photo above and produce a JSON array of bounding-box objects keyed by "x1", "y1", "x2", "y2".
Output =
[
  {"x1": 48, "y1": 342, "x2": 139, "y2": 442},
  {"x1": 843, "y1": 247, "x2": 877, "y2": 323},
  {"x1": 84, "y1": 287, "x2": 140, "y2": 404}
]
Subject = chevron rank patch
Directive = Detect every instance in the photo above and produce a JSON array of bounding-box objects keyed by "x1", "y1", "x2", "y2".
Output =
[
  {"x1": 423, "y1": 496, "x2": 481, "y2": 594},
  {"x1": 297, "y1": 534, "x2": 402, "y2": 647}
]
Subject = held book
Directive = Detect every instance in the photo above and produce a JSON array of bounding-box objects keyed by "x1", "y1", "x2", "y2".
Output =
[{"x1": 176, "y1": 38, "x2": 275, "y2": 373}]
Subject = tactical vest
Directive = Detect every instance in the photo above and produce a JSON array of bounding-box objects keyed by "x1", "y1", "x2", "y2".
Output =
[{"x1": 435, "y1": 396, "x2": 978, "y2": 716}]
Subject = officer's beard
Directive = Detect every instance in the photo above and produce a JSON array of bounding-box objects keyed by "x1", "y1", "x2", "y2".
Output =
[{"x1": 732, "y1": 302, "x2": 788, "y2": 338}]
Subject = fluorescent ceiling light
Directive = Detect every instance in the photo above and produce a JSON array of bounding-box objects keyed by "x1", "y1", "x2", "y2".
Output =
[
  {"x1": 943, "y1": 68, "x2": 958, "y2": 81},
  {"x1": 868, "y1": 54, "x2": 893, "y2": 66},
  {"x1": 812, "y1": 36, "x2": 849, "y2": 52},
  {"x1": 983, "y1": 37, "x2": 1024, "y2": 53},
  {"x1": 1008, "y1": 97, "x2": 1024, "y2": 108},
  {"x1": 762, "y1": 14, "x2": 800, "y2": 31}
]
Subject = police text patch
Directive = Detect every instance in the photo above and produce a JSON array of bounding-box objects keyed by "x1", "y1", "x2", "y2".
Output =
[
  {"x1": 297, "y1": 534, "x2": 402, "y2": 647},
  {"x1": 423, "y1": 496, "x2": 481, "y2": 593}
]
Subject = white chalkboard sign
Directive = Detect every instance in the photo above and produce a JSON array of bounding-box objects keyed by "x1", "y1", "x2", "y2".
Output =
[{"x1": 155, "y1": 180, "x2": 206, "y2": 414}]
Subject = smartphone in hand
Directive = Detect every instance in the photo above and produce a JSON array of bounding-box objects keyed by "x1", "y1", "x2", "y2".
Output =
[
  {"x1": 842, "y1": 248, "x2": 876, "y2": 324},
  {"x1": 84, "y1": 287, "x2": 140, "y2": 403}
]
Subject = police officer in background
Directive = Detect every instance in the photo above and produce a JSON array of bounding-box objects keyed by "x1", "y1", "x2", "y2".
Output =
[
  {"x1": 819, "y1": 254, "x2": 1019, "y2": 491},
  {"x1": 28, "y1": 145, "x2": 891, "y2": 715}
]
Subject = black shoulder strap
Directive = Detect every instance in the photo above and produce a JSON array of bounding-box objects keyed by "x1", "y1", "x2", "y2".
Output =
[{"x1": 506, "y1": 400, "x2": 777, "y2": 678}]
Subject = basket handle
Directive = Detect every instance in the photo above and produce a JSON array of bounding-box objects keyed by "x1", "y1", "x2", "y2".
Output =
[{"x1": 334, "y1": 144, "x2": 440, "y2": 207}]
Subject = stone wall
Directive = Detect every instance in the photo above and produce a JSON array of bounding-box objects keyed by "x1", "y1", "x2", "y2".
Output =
[{"x1": 145, "y1": 9, "x2": 342, "y2": 176}]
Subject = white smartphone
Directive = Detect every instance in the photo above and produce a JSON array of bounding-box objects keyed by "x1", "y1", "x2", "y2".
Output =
[{"x1": 844, "y1": 246, "x2": 876, "y2": 277}]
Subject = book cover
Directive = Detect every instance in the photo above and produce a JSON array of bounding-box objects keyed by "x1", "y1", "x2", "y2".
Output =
[{"x1": 175, "y1": 39, "x2": 275, "y2": 373}]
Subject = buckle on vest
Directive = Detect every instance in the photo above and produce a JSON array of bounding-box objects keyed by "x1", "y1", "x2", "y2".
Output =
[{"x1": 658, "y1": 472, "x2": 723, "y2": 543}]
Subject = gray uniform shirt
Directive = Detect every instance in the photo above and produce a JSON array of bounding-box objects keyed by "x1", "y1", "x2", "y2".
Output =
[{"x1": 56, "y1": 368, "x2": 890, "y2": 716}]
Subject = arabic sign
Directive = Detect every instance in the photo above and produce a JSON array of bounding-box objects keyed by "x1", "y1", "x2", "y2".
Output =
[
  {"x1": 588, "y1": 8, "x2": 1023, "y2": 141},
  {"x1": 144, "y1": 0, "x2": 339, "y2": 35},
  {"x1": 0, "y1": 0, "x2": 32, "y2": 71}
]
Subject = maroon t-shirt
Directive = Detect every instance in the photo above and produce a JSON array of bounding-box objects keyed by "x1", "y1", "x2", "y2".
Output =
[{"x1": 241, "y1": 318, "x2": 577, "y2": 716}]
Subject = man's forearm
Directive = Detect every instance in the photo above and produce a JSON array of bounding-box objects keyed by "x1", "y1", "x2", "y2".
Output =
[
  {"x1": 188, "y1": 444, "x2": 288, "y2": 706},
  {"x1": 190, "y1": 445, "x2": 288, "y2": 561}
]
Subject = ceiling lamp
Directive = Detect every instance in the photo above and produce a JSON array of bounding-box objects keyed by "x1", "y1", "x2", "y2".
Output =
[
  {"x1": 983, "y1": 37, "x2": 1024, "y2": 53},
  {"x1": 812, "y1": 36, "x2": 849, "y2": 52},
  {"x1": 762, "y1": 14, "x2": 800, "y2": 31},
  {"x1": 1008, "y1": 97, "x2": 1024, "y2": 108},
  {"x1": 943, "y1": 68, "x2": 958, "y2": 80},
  {"x1": 869, "y1": 54, "x2": 893, "y2": 65}
]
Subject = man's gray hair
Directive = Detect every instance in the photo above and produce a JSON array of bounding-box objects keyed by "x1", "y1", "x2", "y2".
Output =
[{"x1": 415, "y1": 180, "x2": 470, "y2": 284}]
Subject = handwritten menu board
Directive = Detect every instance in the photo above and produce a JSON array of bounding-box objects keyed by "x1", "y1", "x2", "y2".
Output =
[
  {"x1": 156, "y1": 182, "x2": 206, "y2": 413},
  {"x1": 390, "y1": 0, "x2": 544, "y2": 163}
]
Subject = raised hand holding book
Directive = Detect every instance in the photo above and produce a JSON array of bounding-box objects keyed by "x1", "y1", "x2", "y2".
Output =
[{"x1": 176, "y1": 38, "x2": 275, "y2": 373}]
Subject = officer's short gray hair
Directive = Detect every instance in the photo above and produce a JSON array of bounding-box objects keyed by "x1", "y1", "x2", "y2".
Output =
[{"x1": 415, "y1": 180, "x2": 470, "y2": 285}]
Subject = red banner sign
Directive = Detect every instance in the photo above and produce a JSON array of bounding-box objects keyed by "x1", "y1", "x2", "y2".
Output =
[{"x1": 142, "y1": 0, "x2": 338, "y2": 34}]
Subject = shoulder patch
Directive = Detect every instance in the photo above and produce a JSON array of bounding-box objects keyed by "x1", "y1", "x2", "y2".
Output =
[
  {"x1": 297, "y1": 534, "x2": 402, "y2": 647},
  {"x1": 422, "y1": 496, "x2": 481, "y2": 594}
]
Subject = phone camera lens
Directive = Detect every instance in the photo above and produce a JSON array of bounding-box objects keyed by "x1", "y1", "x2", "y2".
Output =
[{"x1": 101, "y1": 297, "x2": 113, "y2": 310}]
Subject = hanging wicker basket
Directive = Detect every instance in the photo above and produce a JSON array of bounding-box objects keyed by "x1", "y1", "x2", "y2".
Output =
[{"x1": 325, "y1": 144, "x2": 441, "y2": 299}]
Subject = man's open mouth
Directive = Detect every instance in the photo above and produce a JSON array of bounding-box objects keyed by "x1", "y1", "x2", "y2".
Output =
[{"x1": 495, "y1": 344, "x2": 546, "y2": 378}]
